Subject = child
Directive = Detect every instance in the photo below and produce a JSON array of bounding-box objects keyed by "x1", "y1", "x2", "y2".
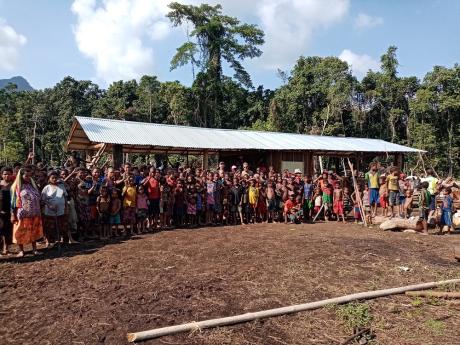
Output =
[
  {"x1": 257, "y1": 184, "x2": 267, "y2": 223},
  {"x1": 97, "y1": 185, "x2": 111, "y2": 239},
  {"x1": 333, "y1": 183, "x2": 345, "y2": 223},
  {"x1": 76, "y1": 182, "x2": 91, "y2": 240},
  {"x1": 206, "y1": 174, "x2": 216, "y2": 225},
  {"x1": 403, "y1": 190, "x2": 413, "y2": 219},
  {"x1": 418, "y1": 181, "x2": 430, "y2": 235},
  {"x1": 351, "y1": 185, "x2": 363, "y2": 224},
  {"x1": 136, "y1": 185, "x2": 149, "y2": 233},
  {"x1": 440, "y1": 188, "x2": 454, "y2": 234},
  {"x1": 302, "y1": 176, "x2": 314, "y2": 223},
  {"x1": 195, "y1": 182, "x2": 204, "y2": 226},
  {"x1": 379, "y1": 178, "x2": 388, "y2": 217},
  {"x1": 122, "y1": 176, "x2": 137, "y2": 236},
  {"x1": 312, "y1": 187, "x2": 323, "y2": 221},
  {"x1": 266, "y1": 182, "x2": 277, "y2": 223},
  {"x1": 186, "y1": 188, "x2": 197, "y2": 227},
  {"x1": 110, "y1": 189, "x2": 122, "y2": 237},
  {"x1": 248, "y1": 179, "x2": 259, "y2": 223},
  {"x1": 240, "y1": 180, "x2": 249, "y2": 224},
  {"x1": 322, "y1": 183, "x2": 333, "y2": 222},
  {"x1": 160, "y1": 178, "x2": 171, "y2": 228},
  {"x1": 386, "y1": 167, "x2": 400, "y2": 218},
  {"x1": 174, "y1": 181, "x2": 185, "y2": 227},
  {"x1": 343, "y1": 187, "x2": 353, "y2": 220},
  {"x1": 362, "y1": 184, "x2": 372, "y2": 225},
  {"x1": 284, "y1": 194, "x2": 298, "y2": 224}
]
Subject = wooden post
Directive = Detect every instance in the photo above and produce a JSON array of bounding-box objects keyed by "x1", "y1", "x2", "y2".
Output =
[
  {"x1": 303, "y1": 152, "x2": 313, "y2": 176},
  {"x1": 202, "y1": 150, "x2": 209, "y2": 171},
  {"x1": 113, "y1": 144, "x2": 123, "y2": 169},
  {"x1": 394, "y1": 153, "x2": 404, "y2": 169}
]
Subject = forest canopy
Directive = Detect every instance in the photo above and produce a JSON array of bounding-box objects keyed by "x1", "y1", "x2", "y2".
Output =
[{"x1": 0, "y1": 3, "x2": 458, "y2": 175}]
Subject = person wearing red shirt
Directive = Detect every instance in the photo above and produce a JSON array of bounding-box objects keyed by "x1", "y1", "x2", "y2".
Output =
[
  {"x1": 283, "y1": 194, "x2": 298, "y2": 224},
  {"x1": 142, "y1": 168, "x2": 161, "y2": 230}
]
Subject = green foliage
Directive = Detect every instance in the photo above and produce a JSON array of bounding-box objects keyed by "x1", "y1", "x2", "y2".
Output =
[
  {"x1": 425, "y1": 319, "x2": 445, "y2": 335},
  {"x1": 336, "y1": 302, "x2": 373, "y2": 331}
]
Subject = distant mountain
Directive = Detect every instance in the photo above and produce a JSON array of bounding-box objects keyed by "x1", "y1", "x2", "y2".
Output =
[{"x1": 0, "y1": 76, "x2": 34, "y2": 91}]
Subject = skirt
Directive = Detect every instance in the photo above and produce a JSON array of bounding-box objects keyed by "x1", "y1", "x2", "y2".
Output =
[{"x1": 13, "y1": 216, "x2": 43, "y2": 245}]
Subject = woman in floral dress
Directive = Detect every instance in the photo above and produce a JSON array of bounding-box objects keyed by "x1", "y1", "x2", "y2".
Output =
[{"x1": 10, "y1": 167, "x2": 43, "y2": 257}]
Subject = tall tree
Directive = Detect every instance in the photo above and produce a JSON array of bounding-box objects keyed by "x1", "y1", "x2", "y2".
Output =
[{"x1": 167, "y1": 2, "x2": 264, "y2": 127}]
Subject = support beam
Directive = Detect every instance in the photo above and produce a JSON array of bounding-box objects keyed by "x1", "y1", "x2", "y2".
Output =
[
  {"x1": 202, "y1": 150, "x2": 209, "y2": 171},
  {"x1": 394, "y1": 153, "x2": 404, "y2": 169},
  {"x1": 303, "y1": 152, "x2": 313, "y2": 177},
  {"x1": 113, "y1": 144, "x2": 123, "y2": 169}
]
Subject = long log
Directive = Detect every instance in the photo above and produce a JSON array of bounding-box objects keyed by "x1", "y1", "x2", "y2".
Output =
[
  {"x1": 379, "y1": 218, "x2": 423, "y2": 231},
  {"x1": 127, "y1": 278, "x2": 460, "y2": 342},
  {"x1": 405, "y1": 291, "x2": 460, "y2": 298}
]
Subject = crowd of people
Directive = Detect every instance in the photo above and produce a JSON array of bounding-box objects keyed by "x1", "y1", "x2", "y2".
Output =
[{"x1": 0, "y1": 155, "x2": 457, "y2": 257}]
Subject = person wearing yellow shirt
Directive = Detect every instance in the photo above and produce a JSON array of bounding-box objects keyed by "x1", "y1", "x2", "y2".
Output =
[
  {"x1": 365, "y1": 163, "x2": 380, "y2": 217},
  {"x1": 386, "y1": 167, "x2": 400, "y2": 219},
  {"x1": 248, "y1": 179, "x2": 259, "y2": 224},
  {"x1": 122, "y1": 176, "x2": 137, "y2": 236}
]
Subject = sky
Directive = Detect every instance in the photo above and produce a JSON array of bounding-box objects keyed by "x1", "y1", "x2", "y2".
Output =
[{"x1": 0, "y1": 0, "x2": 459, "y2": 90}]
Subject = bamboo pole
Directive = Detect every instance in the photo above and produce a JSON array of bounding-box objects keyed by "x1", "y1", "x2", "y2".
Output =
[
  {"x1": 127, "y1": 278, "x2": 460, "y2": 342},
  {"x1": 347, "y1": 158, "x2": 367, "y2": 227},
  {"x1": 405, "y1": 291, "x2": 460, "y2": 298}
]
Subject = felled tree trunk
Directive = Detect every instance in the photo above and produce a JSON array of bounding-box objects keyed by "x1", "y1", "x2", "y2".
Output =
[{"x1": 379, "y1": 218, "x2": 423, "y2": 231}]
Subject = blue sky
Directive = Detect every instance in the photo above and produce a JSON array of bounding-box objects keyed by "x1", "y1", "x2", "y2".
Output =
[{"x1": 0, "y1": 0, "x2": 459, "y2": 90}]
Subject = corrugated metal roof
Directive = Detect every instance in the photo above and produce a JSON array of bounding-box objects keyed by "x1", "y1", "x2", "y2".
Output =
[{"x1": 71, "y1": 116, "x2": 423, "y2": 153}]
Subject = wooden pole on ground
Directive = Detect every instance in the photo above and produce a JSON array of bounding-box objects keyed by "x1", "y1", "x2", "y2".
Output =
[{"x1": 127, "y1": 278, "x2": 460, "y2": 342}]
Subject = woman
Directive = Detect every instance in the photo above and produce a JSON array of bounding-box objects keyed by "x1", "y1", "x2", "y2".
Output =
[
  {"x1": 10, "y1": 167, "x2": 43, "y2": 257},
  {"x1": 0, "y1": 167, "x2": 14, "y2": 255}
]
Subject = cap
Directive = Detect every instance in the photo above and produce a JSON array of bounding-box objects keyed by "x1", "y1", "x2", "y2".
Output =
[{"x1": 294, "y1": 168, "x2": 302, "y2": 174}]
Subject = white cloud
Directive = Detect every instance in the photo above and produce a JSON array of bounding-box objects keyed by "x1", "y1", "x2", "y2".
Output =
[
  {"x1": 354, "y1": 13, "x2": 383, "y2": 29},
  {"x1": 0, "y1": 18, "x2": 27, "y2": 71},
  {"x1": 257, "y1": 0, "x2": 350, "y2": 69},
  {"x1": 71, "y1": 0, "x2": 171, "y2": 84},
  {"x1": 71, "y1": 0, "x2": 351, "y2": 84},
  {"x1": 339, "y1": 49, "x2": 379, "y2": 79}
]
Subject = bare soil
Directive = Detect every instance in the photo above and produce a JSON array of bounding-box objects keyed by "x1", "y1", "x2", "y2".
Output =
[{"x1": 1, "y1": 223, "x2": 459, "y2": 345}]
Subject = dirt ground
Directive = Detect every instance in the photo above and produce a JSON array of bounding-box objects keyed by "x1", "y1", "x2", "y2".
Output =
[{"x1": 1, "y1": 222, "x2": 459, "y2": 345}]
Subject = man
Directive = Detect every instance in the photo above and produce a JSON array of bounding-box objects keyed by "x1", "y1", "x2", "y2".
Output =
[
  {"x1": 241, "y1": 162, "x2": 253, "y2": 177},
  {"x1": 365, "y1": 163, "x2": 380, "y2": 217}
]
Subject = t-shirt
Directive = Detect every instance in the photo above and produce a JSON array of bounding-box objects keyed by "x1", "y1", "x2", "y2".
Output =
[
  {"x1": 123, "y1": 186, "x2": 137, "y2": 207},
  {"x1": 303, "y1": 183, "x2": 313, "y2": 199},
  {"x1": 365, "y1": 171, "x2": 380, "y2": 189},
  {"x1": 41, "y1": 184, "x2": 67, "y2": 216},
  {"x1": 147, "y1": 177, "x2": 160, "y2": 199},
  {"x1": 248, "y1": 186, "x2": 259, "y2": 205},
  {"x1": 386, "y1": 175, "x2": 399, "y2": 191},
  {"x1": 284, "y1": 199, "x2": 297, "y2": 213},
  {"x1": 442, "y1": 195, "x2": 453, "y2": 211},
  {"x1": 421, "y1": 176, "x2": 438, "y2": 195},
  {"x1": 137, "y1": 194, "x2": 148, "y2": 210}
]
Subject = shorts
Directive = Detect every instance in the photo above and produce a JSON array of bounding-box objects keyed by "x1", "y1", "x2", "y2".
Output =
[
  {"x1": 333, "y1": 200, "x2": 344, "y2": 215},
  {"x1": 379, "y1": 195, "x2": 388, "y2": 208},
  {"x1": 429, "y1": 195, "x2": 436, "y2": 211},
  {"x1": 110, "y1": 214, "x2": 121, "y2": 225},
  {"x1": 148, "y1": 199, "x2": 160, "y2": 216},
  {"x1": 440, "y1": 210, "x2": 452, "y2": 226},
  {"x1": 99, "y1": 213, "x2": 110, "y2": 225},
  {"x1": 136, "y1": 209, "x2": 148, "y2": 221},
  {"x1": 388, "y1": 191, "x2": 400, "y2": 206},
  {"x1": 399, "y1": 195, "x2": 405, "y2": 205},
  {"x1": 267, "y1": 199, "x2": 276, "y2": 212},
  {"x1": 419, "y1": 208, "x2": 429, "y2": 221},
  {"x1": 354, "y1": 207, "x2": 362, "y2": 220},
  {"x1": 370, "y1": 188, "x2": 379, "y2": 205}
]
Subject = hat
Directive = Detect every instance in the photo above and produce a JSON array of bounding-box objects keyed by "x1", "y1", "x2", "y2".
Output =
[
  {"x1": 231, "y1": 165, "x2": 237, "y2": 170},
  {"x1": 294, "y1": 168, "x2": 302, "y2": 174}
]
